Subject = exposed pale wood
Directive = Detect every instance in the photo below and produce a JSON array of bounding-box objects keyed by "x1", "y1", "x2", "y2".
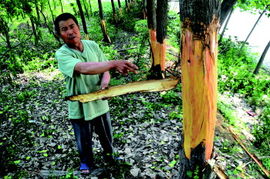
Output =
[
  {"x1": 228, "y1": 127, "x2": 270, "y2": 178},
  {"x1": 182, "y1": 19, "x2": 219, "y2": 160},
  {"x1": 67, "y1": 78, "x2": 179, "y2": 103},
  {"x1": 208, "y1": 160, "x2": 229, "y2": 179},
  {"x1": 213, "y1": 165, "x2": 228, "y2": 179}
]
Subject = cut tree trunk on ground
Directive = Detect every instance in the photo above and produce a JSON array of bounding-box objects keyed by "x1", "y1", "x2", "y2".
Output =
[
  {"x1": 179, "y1": 0, "x2": 220, "y2": 177},
  {"x1": 66, "y1": 78, "x2": 179, "y2": 103}
]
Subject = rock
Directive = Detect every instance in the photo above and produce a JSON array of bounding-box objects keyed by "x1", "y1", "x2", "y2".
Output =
[{"x1": 130, "y1": 167, "x2": 140, "y2": 177}]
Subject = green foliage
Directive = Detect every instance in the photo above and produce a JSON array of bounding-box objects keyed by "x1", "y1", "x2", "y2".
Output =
[
  {"x1": 218, "y1": 37, "x2": 270, "y2": 172},
  {"x1": 107, "y1": 1, "x2": 144, "y2": 32},
  {"x1": 218, "y1": 37, "x2": 269, "y2": 106},
  {"x1": 237, "y1": 0, "x2": 270, "y2": 14},
  {"x1": 217, "y1": 101, "x2": 237, "y2": 125},
  {"x1": 252, "y1": 107, "x2": 270, "y2": 170}
]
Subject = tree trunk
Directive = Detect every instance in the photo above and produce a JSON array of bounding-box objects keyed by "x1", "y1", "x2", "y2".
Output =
[
  {"x1": 111, "y1": 0, "x2": 116, "y2": 20},
  {"x1": 125, "y1": 0, "x2": 128, "y2": 8},
  {"x1": 253, "y1": 41, "x2": 270, "y2": 74},
  {"x1": 142, "y1": 0, "x2": 147, "y2": 19},
  {"x1": 220, "y1": 0, "x2": 236, "y2": 26},
  {"x1": 219, "y1": 8, "x2": 233, "y2": 42},
  {"x1": 117, "y1": 0, "x2": 121, "y2": 8},
  {"x1": 88, "y1": 0, "x2": 93, "y2": 16},
  {"x1": 40, "y1": 9, "x2": 61, "y2": 45},
  {"x1": 48, "y1": 0, "x2": 55, "y2": 21},
  {"x1": 76, "y1": 0, "x2": 89, "y2": 39},
  {"x1": 59, "y1": 0, "x2": 64, "y2": 12},
  {"x1": 179, "y1": 0, "x2": 220, "y2": 177},
  {"x1": 156, "y1": 0, "x2": 168, "y2": 77},
  {"x1": 52, "y1": 0, "x2": 57, "y2": 10},
  {"x1": 147, "y1": 0, "x2": 167, "y2": 79},
  {"x1": 98, "y1": 0, "x2": 111, "y2": 43},
  {"x1": 30, "y1": 15, "x2": 39, "y2": 45},
  {"x1": 241, "y1": 9, "x2": 266, "y2": 49},
  {"x1": 0, "y1": 17, "x2": 11, "y2": 49},
  {"x1": 111, "y1": 0, "x2": 116, "y2": 14},
  {"x1": 34, "y1": 0, "x2": 40, "y2": 24},
  {"x1": 147, "y1": 0, "x2": 157, "y2": 79},
  {"x1": 82, "y1": 0, "x2": 90, "y2": 19}
]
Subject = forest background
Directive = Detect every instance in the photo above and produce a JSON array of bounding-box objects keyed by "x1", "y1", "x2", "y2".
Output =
[{"x1": 0, "y1": 0, "x2": 269, "y2": 178}]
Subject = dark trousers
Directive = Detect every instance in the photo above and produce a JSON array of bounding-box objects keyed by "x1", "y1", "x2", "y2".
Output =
[{"x1": 70, "y1": 112, "x2": 114, "y2": 167}]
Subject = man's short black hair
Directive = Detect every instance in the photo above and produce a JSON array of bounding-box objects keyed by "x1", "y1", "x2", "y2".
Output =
[{"x1": 54, "y1": 13, "x2": 79, "y2": 35}]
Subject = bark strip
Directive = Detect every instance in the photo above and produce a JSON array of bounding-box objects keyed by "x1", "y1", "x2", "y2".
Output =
[{"x1": 67, "y1": 78, "x2": 179, "y2": 103}]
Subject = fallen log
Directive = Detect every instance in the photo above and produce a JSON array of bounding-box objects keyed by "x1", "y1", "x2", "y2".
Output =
[{"x1": 66, "y1": 78, "x2": 180, "y2": 103}]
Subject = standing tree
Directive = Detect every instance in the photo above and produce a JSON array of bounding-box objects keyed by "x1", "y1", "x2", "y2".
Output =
[
  {"x1": 97, "y1": 0, "x2": 111, "y2": 43},
  {"x1": 219, "y1": 8, "x2": 234, "y2": 42},
  {"x1": 220, "y1": 0, "x2": 237, "y2": 26},
  {"x1": 48, "y1": 0, "x2": 55, "y2": 21},
  {"x1": 147, "y1": 0, "x2": 157, "y2": 78},
  {"x1": 147, "y1": 0, "x2": 168, "y2": 79},
  {"x1": 76, "y1": 0, "x2": 89, "y2": 39},
  {"x1": 34, "y1": 0, "x2": 41, "y2": 24},
  {"x1": 240, "y1": 7, "x2": 267, "y2": 49},
  {"x1": 82, "y1": 0, "x2": 90, "y2": 19},
  {"x1": 155, "y1": 0, "x2": 167, "y2": 78},
  {"x1": 253, "y1": 40, "x2": 270, "y2": 74},
  {"x1": 179, "y1": 0, "x2": 220, "y2": 178},
  {"x1": 117, "y1": 0, "x2": 121, "y2": 8},
  {"x1": 111, "y1": 0, "x2": 116, "y2": 15},
  {"x1": 59, "y1": 0, "x2": 64, "y2": 13}
]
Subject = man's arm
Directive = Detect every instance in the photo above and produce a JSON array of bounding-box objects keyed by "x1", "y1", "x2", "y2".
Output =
[
  {"x1": 74, "y1": 60, "x2": 138, "y2": 75},
  {"x1": 100, "y1": 71, "x2": 110, "y2": 90}
]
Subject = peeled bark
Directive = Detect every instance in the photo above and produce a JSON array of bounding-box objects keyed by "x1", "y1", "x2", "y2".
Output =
[
  {"x1": 179, "y1": 0, "x2": 220, "y2": 177},
  {"x1": 67, "y1": 78, "x2": 179, "y2": 103}
]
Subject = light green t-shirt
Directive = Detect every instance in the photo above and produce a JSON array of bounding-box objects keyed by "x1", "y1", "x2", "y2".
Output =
[{"x1": 56, "y1": 40, "x2": 109, "y2": 120}]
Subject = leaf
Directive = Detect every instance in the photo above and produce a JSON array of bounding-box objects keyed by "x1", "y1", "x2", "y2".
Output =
[
  {"x1": 168, "y1": 160, "x2": 177, "y2": 167},
  {"x1": 14, "y1": 160, "x2": 21, "y2": 164}
]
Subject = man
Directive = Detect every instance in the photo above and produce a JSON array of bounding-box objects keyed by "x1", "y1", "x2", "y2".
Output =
[{"x1": 54, "y1": 13, "x2": 138, "y2": 174}]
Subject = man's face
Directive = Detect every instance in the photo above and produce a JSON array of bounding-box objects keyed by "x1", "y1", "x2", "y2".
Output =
[{"x1": 59, "y1": 18, "x2": 81, "y2": 45}]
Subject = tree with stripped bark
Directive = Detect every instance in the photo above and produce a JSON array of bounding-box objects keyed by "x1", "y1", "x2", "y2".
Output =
[
  {"x1": 179, "y1": 0, "x2": 221, "y2": 178},
  {"x1": 98, "y1": 0, "x2": 111, "y2": 43},
  {"x1": 147, "y1": 0, "x2": 168, "y2": 79}
]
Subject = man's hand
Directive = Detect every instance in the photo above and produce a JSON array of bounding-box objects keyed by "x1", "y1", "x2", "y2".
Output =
[{"x1": 113, "y1": 60, "x2": 138, "y2": 75}]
